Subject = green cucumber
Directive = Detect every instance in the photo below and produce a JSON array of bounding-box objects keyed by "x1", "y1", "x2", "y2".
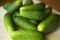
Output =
[
  {"x1": 20, "y1": 10, "x2": 47, "y2": 21},
  {"x1": 23, "y1": 0, "x2": 33, "y2": 6},
  {"x1": 44, "y1": 7, "x2": 52, "y2": 15},
  {"x1": 14, "y1": 11, "x2": 38, "y2": 25},
  {"x1": 11, "y1": 30, "x2": 45, "y2": 40},
  {"x1": 4, "y1": 13, "x2": 15, "y2": 34},
  {"x1": 28, "y1": 19, "x2": 38, "y2": 25},
  {"x1": 38, "y1": 14, "x2": 59, "y2": 33},
  {"x1": 14, "y1": 11, "x2": 20, "y2": 16},
  {"x1": 13, "y1": 16, "x2": 37, "y2": 31},
  {"x1": 20, "y1": 3, "x2": 45, "y2": 11},
  {"x1": 7, "y1": 0, "x2": 22, "y2": 13},
  {"x1": 3, "y1": 2, "x2": 11, "y2": 10}
]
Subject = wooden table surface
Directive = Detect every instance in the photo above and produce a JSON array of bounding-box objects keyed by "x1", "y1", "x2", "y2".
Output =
[
  {"x1": 0, "y1": 0, "x2": 14, "y2": 6},
  {"x1": 0, "y1": 0, "x2": 60, "y2": 12},
  {"x1": 40, "y1": 0, "x2": 60, "y2": 12}
]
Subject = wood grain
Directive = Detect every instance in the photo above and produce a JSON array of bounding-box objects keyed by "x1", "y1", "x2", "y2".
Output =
[
  {"x1": 0, "y1": 0, "x2": 14, "y2": 6},
  {"x1": 40, "y1": 0, "x2": 60, "y2": 12}
]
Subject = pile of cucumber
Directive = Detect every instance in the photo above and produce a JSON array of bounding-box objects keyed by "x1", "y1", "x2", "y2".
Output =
[{"x1": 4, "y1": 0, "x2": 60, "y2": 40}]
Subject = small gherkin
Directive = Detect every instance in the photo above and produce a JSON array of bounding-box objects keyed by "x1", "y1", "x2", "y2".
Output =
[
  {"x1": 13, "y1": 15, "x2": 37, "y2": 31},
  {"x1": 38, "y1": 14, "x2": 59, "y2": 34},
  {"x1": 11, "y1": 30, "x2": 45, "y2": 40},
  {"x1": 20, "y1": 3, "x2": 45, "y2": 11}
]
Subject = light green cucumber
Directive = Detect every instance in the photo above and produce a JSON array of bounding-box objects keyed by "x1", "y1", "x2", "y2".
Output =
[
  {"x1": 38, "y1": 14, "x2": 59, "y2": 33},
  {"x1": 11, "y1": 30, "x2": 45, "y2": 40},
  {"x1": 4, "y1": 13, "x2": 15, "y2": 34}
]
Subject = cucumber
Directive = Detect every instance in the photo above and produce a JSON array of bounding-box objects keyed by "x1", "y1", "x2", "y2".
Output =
[
  {"x1": 14, "y1": 11, "x2": 38, "y2": 25},
  {"x1": 3, "y1": 2, "x2": 11, "y2": 10},
  {"x1": 23, "y1": 0, "x2": 33, "y2": 6},
  {"x1": 20, "y1": 10, "x2": 47, "y2": 21},
  {"x1": 13, "y1": 16, "x2": 37, "y2": 31},
  {"x1": 4, "y1": 13, "x2": 15, "y2": 34},
  {"x1": 38, "y1": 14, "x2": 59, "y2": 33},
  {"x1": 7, "y1": 0, "x2": 22, "y2": 13},
  {"x1": 11, "y1": 30, "x2": 45, "y2": 40},
  {"x1": 28, "y1": 19, "x2": 38, "y2": 25},
  {"x1": 20, "y1": 3, "x2": 45, "y2": 11},
  {"x1": 44, "y1": 7, "x2": 52, "y2": 15},
  {"x1": 14, "y1": 11, "x2": 20, "y2": 16}
]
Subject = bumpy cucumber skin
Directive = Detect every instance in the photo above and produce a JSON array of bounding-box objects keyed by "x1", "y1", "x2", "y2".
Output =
[
  {"x1": 20, "y1": 10, "x2": 47, "y2": 21},
  {"x1": 38, "y1": 14, "x2": 59, "y2": 33},
  {"x1": 3, "y1": 3, "x2": 11, "y2": 10},
  {"x1": 13, "y1": 16, "x2": 37, "y2": 31},
  {"x1": 14, "y1": 11, "x2": 38, "y2": 25},
  {"x1": 4, "y1": 13, "x2": 15, "y2": 34},
  {"x1": 44, "y1": 7, "x2": 52, "y2": 15},
  {"x1": 11, "y1": 30, "x2": 45, "y2": 40},
  {"x1": 14, "y1": 11, "x2": 20, "y2": 16},
  {"x1": 20, "y1": 3, "x2": 45, "y2": 11},
  {"x1": 28, "y1": 19, "x2": 38, "y2": 25},
  {"x1": 23, "y1": 0, "x2": 33, "y2": 6},
  {"x1": 7, "y1": 0, "x2": 22, "y2": 13}
]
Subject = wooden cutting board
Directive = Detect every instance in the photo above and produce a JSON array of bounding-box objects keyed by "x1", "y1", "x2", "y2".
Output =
[{"x1": 40, "y1": 0, "x2": 60, "y2": 12}]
